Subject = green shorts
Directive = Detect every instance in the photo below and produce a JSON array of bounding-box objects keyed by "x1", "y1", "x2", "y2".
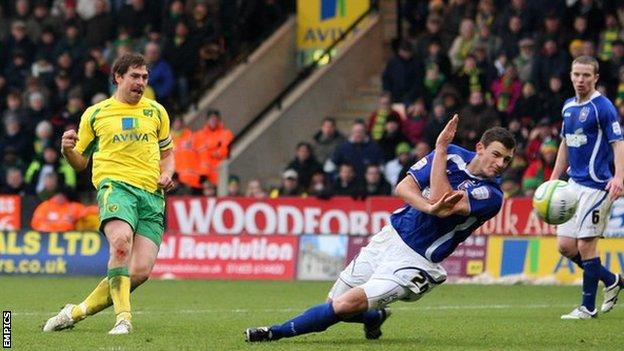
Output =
[{"x1": 97, "y1": 179, "x2": 166, "y2": 246}]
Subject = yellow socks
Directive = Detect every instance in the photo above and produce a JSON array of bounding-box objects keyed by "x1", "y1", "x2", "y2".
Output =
[
  {"x1": 71, "y1": 277, "x2": 113, "y2": 321},
  {"x1": 108, "y1": 267, "x2": 132, "y2": 322}
]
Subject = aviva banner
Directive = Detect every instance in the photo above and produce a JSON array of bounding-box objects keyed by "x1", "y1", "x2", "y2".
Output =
[
  {"x1": 297, "y1": 0, "x2": 369, "y2": 50},
  {"x1": 487, "y1": 236, "x2": 624, "y2": 284}
]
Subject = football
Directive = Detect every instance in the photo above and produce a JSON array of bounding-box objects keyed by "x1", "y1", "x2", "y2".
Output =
[{"x1": 532, "y1": 180, "x2": 579, "y2": 225}]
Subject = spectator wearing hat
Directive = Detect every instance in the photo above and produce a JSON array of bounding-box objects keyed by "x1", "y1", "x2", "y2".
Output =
[
  {"x1": 192, "y1": 109, "x2": 234, "y2": 185},
  {"x1": 270, "y1": 169, "x2": 306, "y2": 198},
  {"x1": 286, "y1": 142, "x2": 322, "y2": 190},
  {"x1": 384, "y1": 142, "x2": 414, "y2": 187},
  {"x1": 55, "y1": 21, "x2": 86, "y2": 62},
  {"x1": 381, "y1": 40, "x2": 423, "y2": 104},
  {"x1": 514, "y1": 38, "x2": 536, "y2": 83}
]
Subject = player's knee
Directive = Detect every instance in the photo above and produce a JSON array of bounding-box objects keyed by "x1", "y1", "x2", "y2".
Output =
[
  {"x1": 109, "y1": 235, "x2": 132, "y2": 258},
  {"x1": 557, "y1": 243, "x2": 576, "y2": 258},
  {"x1": 331, "y1": 289, "x2": 368, "y2": 316}
]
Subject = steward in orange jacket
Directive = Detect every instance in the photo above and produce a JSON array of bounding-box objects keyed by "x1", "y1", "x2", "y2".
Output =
[
  {"x1": 191, "y1": 109, "x2": 233, "y2": 185},
  {"x1": 31, "y1": 192, "x2": 99, "y2": 232},
  {"x1": 172, "y1": 118, "x2": 201, "y2": 188}
]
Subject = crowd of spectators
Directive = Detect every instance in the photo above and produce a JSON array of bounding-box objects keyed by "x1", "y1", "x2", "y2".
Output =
[
  {"x1": 0, "y1": 0, "x2": 290, "y2": 205},
  {"x1": 259, "y1": 0, "x2": 624, "y2": 200},
  {"x1": 6, "y1": 0, "x2": 624, "y2": 216}
]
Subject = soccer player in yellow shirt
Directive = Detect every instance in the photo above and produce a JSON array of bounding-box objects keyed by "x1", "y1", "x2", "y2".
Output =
[{"x1": 43, "y1": 53, "x2": 175, "y2": 335}]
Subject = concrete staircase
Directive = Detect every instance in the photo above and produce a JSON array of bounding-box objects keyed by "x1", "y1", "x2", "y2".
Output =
[
  {"x1": 331, "y1": 75, "x2": 383, "y2": 132},
  {"x1": 328, "y1": 0, "x2": 398, "y2": 133}
]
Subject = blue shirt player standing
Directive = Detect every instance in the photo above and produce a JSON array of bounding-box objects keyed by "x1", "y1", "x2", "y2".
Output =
[
  {"x1": 245, "y1": 116, "x2": 516, "y2": 342},
  {"x1": 551, "y1": 55, "x2": 624, "y2": 320}
]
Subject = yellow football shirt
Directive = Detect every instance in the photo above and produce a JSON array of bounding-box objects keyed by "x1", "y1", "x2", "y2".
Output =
[{"x1": 74, "y1": 96, "x2": 173, "y2": 193}]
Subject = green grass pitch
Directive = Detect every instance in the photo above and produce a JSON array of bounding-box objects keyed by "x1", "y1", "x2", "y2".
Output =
[{"x1": 2, "y1": 277, "x2": 624, "y2": 350}]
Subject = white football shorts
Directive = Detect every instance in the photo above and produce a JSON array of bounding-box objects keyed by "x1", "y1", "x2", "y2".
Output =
[
  {"x1": 328, "y1": 225, "x2": 447, "y2": 310},
  {"x1": 557, "y1": 179, "x2": 612, "y2": 239}
]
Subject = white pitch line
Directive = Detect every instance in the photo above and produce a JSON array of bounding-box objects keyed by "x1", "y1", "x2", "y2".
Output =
[{"x1": 10, "y1": 304, "x2": 581, "y2": 316}]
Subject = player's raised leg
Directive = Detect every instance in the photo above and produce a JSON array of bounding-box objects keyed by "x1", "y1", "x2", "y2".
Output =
[
  {"x1": 245, "y1": 278, "x2": 408, "y2": 342},
  {"x1": 105, "y1": 220, "x2": 134, "y2": 335}
]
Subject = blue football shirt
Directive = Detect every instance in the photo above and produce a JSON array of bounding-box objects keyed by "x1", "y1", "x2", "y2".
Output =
[
  {"x1": 390, "y1": 144, "x2": 503, "y2": 263},
  {"x1": 561, "y1": 91, "x2": 623, "y2": 189}
]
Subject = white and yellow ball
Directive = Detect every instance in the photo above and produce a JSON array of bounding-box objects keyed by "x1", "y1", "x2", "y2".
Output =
[{"x1": 532, "y1": 180, "x2": 579, "y2": 225}]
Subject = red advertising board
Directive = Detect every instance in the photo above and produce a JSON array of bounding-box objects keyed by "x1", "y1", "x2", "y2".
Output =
[
  {"x1": 151, "y1": 235, "x2": 298, "y2": 280},
  {"x1": 167, "y1": 196, "x2": 555, "y2": 236},
  {"x1": 441, "y1": 235, "x2": 488, "y2": 278},
  {"x1": 0, "y1": 195, "x2": 20, "y2": 230},
  {"x1": 166, "y1": 196, "x2": 395, "y2": 236}
]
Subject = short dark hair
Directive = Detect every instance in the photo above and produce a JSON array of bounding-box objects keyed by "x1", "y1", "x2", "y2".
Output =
[
  {"x1": 111, "y1": 53, "x2": 147, "y2": 85},
  {"x1": 572, "y1": 55, "x2": 599, "y2": 75},
  {"x1": 480, "y1": 127, "x2": 516, "y2": 150}
]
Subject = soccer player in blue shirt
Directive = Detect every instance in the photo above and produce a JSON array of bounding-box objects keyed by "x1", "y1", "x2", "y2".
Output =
[
  {"x1": 245, "y1": 116, "x2": 516, "y2": 342},
  {"x1": 551, "y1": 55, "x2": 624, "y2": 320}
]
